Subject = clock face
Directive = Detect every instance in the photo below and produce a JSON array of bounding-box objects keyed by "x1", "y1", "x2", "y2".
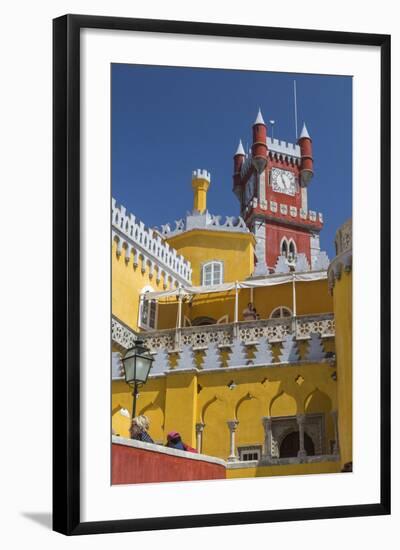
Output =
[
  {"x1": 270, "y1": 168, "x2": 296, "y2": 196},
  {"x1": 244, "y1": 174, "x2": 256, "y2": 204}
]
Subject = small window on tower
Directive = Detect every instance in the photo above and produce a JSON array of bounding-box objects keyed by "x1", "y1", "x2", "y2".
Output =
[
  {"x1": 281, "y1": 239, "x2": 288, "y2": 258},
  {"x1": 288, "y1": 240, "x2": 296, "y2": 261},
  {"x1": 202, "y1": 261, "x2": 224, "y2": 286}
]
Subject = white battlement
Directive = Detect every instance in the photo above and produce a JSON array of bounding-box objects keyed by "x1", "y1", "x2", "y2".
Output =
[
  {"x1": 192, "y1": 168, "x2": 211, "y2": 182},
  {"x1": 240, "y1": 138, "x2": 301, "y2": 178},
  {"x1": 112, "y1": 198, "x2": 192, "y2": 285},
  {"x1": 267, "y1": 137, "x2": 301, "y2": 158},
  {"x1": 158, "y1": 210, "x2": 250, "y2": 238}
]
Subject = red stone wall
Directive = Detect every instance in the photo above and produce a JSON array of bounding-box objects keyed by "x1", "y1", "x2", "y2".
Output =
[
  {"x1": 112, "y1": 442, "x2": 226, "y2": 485},
  {"x1": 265, "y1": 222, "x2": 312, "y2": 267}
]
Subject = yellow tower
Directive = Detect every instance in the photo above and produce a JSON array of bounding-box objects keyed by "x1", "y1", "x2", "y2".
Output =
[
  {"x1": 328, "y1": 219, "x2": 352, "y2": 471},
  {"x1": 192, "y1": 169, "x2": 211, "y2": 214}
]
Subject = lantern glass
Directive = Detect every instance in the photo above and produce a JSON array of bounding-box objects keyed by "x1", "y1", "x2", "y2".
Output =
[
  {"x1": 135, "y1": 354, "x2": 152, "y2": 383},
  {"x1": 122, "y1": 341, "x2": 153, "y2": 384},
  {"x1": 122, "y1": 354, "x2": 137, "y2": 383}
]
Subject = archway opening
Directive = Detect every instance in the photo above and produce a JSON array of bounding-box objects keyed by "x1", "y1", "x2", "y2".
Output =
[
  {"x1": 191, "y1": 316, "x2": 217, "y2": 326},
  {"x1": 279, "y1": 431, "x2": 315, "y2": 458}
]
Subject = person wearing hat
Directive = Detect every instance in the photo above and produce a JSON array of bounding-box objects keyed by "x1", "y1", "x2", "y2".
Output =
[{"x1": 166, "y1": 431, "x2": 197, "y2": 453}]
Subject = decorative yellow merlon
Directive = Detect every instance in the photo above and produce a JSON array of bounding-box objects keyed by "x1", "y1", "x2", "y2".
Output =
[{"x1": 192, "y1": 169, "x2": 211, "y2": 214}]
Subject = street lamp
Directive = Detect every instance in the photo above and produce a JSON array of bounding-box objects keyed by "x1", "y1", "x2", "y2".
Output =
[{"x1": 121, "y1": 339, "x2": 154, "y2": 419}]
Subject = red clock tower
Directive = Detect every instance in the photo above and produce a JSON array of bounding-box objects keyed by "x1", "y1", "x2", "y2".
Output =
[{"x1": 233, "y1": 109, "x2": 327, "y2": 275}]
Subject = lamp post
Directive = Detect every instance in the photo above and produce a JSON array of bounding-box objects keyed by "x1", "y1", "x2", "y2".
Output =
[{"x1": 121, "y1": 339, "x2": 154, "y2": 419}]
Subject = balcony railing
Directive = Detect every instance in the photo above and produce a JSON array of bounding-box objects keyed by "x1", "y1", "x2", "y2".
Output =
[{"x1": 140, "y1": 314, "x2": 335, "y2": 353}]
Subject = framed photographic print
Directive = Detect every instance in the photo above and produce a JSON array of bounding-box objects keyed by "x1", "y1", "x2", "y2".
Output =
[{"x1": 53, "y1": 14, "x2": 391, "y2": 535}]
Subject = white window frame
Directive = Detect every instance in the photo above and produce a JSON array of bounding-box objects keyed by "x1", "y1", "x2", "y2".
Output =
[
  {"x1": 201, "y1": 260, "x2": 224, "y2": 286},
  {"x1": 280, "y1": 237, "x2": 289, "y2": 258},
  {"x1": 238, "y1": 445, "x2": 262, "y2": 462},
  {"x1": 138, "y1": 285, "x2": 158, "y2": 330},
  {"x1": 288, "y1": 239, "x2": 297, "y2": 262},
  {"x1": 270, "y1": 306, "x2": 293, "y2": 319}
]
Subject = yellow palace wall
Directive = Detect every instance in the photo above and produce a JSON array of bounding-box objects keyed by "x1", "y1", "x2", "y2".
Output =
[
  {"x1": 332, "y1": 269, "x2": 352, "y2": 468},
  {"x1": 112, "y1": 360, "x2": 339, "y2": 474},
  {"x1": 166, "y1": 229, "x2": 255, "y2": 285},
  {"x1": 112, "y1": 239, "x2": 177, "y2": 332},
  {"x1": 112, "y1": 358, "x2": 337, "y2": 447}
]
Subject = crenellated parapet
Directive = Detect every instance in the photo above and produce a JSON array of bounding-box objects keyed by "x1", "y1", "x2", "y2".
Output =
[
  {"x1": 267, "y1": 137, "x2": 301, "y2": 163},
  {"x1": 328, "y1": 219, "x2": 352, "y2": 292},
  {"x1": 240, "y1": 138, "x2": 301, "y2": 179},
  {"x1": 112, "y1": 198, "x2": 192, "y2": 286},
  {"x1": 158, "y1": 210, "x2": 250, "y2": 238}
]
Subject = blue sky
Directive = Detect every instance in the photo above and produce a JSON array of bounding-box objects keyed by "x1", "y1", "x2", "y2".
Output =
[{"x1": 112, "y1": 64, "x2": 352, "y2": 259}]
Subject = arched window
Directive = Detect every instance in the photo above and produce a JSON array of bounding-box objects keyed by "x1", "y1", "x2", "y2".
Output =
[
  {"x1": 270, "y1": 306, "x2": 292, "y2": 319},
  {"x1": 202, "y1": 261, "x2": 224, "y2": 286},
  {"x1": 139, "y1": 286, "x2": 157, "y2": 330},
  {"x1": 281, "y1": 239, "x2": 288, "y2": 258},
  {"x1": 288, "y1": 239, "x2": 297, "y2": 262},
  {"x1": 279, "y1": 431, "x2": 315, "y2": 458}
]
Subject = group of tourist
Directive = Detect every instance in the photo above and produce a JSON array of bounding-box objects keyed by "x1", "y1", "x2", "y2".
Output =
[{"x1": 129, "y1": 414, "x2": 197, "y2": 453}]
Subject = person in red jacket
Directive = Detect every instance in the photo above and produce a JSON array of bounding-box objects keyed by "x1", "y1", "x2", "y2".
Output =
[{"x1": 166, "y1": 431, "x2": 197, "y2": 453}]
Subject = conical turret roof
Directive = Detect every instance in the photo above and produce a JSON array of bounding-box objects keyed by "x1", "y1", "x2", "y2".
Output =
[
  {"x1": 299, "y1": 122, "x2": 311, "y2": 139},
  {"x1": 253, "y1": 108, "x2": 265, "y2": 125},
  {"x1": 235, "y1": 139, "x2": 245, "y2": 156}
]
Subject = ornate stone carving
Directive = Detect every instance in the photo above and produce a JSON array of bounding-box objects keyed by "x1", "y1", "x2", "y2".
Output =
[
  {"x1": 158, "y1": 209, "x2": 249, "y2": 239},
  {"x1": 111, "y1": 316, "x2": 137, "y2": 352},
  {"x1": 295, "y1": 253, "x2": 310, "y2": 272},
  {"x1": 274, "y1": 255, "x2": 290, "y2": 274},
  {"x1": 141, "y1": 314, "x2": 334, "y2": 358}
]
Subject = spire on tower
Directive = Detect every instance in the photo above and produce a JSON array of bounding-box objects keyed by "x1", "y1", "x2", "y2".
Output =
[
  {"x1": 235, "y1": 139, "x2": 245, "y2": 156},
  {"x1": 299, "y1": 122, "x2": 311, "y2": 139},
  {"x1": 253, "y1": 108, "x2": 265, "y2": 125}
]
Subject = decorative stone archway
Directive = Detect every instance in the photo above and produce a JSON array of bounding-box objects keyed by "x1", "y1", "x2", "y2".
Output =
[{"x1": 270, "y1": 414, "x2": 324, "y2": 458}]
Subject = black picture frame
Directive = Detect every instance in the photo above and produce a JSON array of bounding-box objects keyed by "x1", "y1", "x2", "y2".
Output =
[{"x1": 53, "y1": 14, "x2": 391, "y2": 536}]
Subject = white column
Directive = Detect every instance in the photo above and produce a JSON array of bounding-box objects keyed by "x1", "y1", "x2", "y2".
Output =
[
  {"x1": 262, "y1": 416, "x2": 273, "y2": 459},
  {"x1": 175, "y1": 288, "x2": 183, "y2": 349},
  {"x1": 227, "y1": 420, "x2": 239, "y2": 462},
  {"x1": 233, "y1": 282, "x2": 239, "y2": 339},
  {"x1": 234, "y1": 281, "x2": 239, "y2": 323},
  {"x1": 177, "y1": 287, "x2": 183, "y2": 328},
  {"x1": 292, "y1": 273, "x2": 297, "y2": 334},
  {"x1": 139, "y1": 294, "x2": 144, "y2": 327},
  {"x1": 195, "y1": 422, "x2": 205, "y2": 453},
  {"x1": 331, "y1": 410, "x2": 339, "y2": 455},
  {"x1": 297, "y1": 414, "x2": 307, "y2": 458}
]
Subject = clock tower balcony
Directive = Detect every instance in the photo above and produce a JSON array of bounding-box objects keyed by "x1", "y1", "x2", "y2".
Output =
[{"x1": 243, "y1": 201, "x2": 324, "y2": 232}]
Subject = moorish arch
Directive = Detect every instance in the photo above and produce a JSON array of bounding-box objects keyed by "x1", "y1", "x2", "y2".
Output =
[
  {"x1": 304, "y1": 388, "x2": 335, "y2": 453},
  {"x1": 270, "y1": 391, "x2": 297, "y2": 417},
  {"x1": 235, "y1": 393, "x2": 263, "y2": 447},
  {"x1": 304, "y1": 388, "x2": 332, "y2": 414},
  {"x1": 201, "y1": 396, "x2": 229, "y2": 458}
]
